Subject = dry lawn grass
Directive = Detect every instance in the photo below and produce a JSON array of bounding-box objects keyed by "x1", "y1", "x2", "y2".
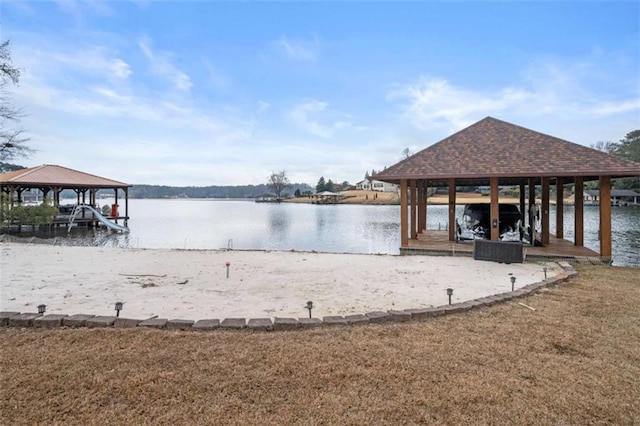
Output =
[{"x1": 1, "y1": 265, "x2": 639, "y2": 425}]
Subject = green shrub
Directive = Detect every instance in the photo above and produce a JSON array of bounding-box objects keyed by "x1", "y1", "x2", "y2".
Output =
[{"x1": 0, "y1": 195, "x2": 58, "y2": 228}]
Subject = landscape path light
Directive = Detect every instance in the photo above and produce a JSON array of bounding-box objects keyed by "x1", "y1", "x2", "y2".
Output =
[
  {"x1": 115, "y1": 301, "x2": 124, "y2": 317},
  {"x1": 225, "y1": 262, "x2": 230, "y2": 278},
  {"x1": 37, "y1": 304, "x2": 46, "y2": 314},
  {"x1": 511, "y1": 276, "x2": 516, "y2": 291},
  {"x1": 543, "y1": 266, "x2": 548, "y2": 279},
  {"x1": 305, "y1": 301, "x2": 314, "y2": 318},
  {"x1": 446, "y1": 288, "x2": 453, "y2": 305}
]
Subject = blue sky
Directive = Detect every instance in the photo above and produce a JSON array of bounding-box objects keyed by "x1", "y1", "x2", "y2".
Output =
[{"x1": 2, "y1": 1, "x2": 639, "y2": 186}]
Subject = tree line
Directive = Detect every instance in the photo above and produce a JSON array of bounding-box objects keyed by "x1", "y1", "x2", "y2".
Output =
[
  {"x1": 315, "y1": 176, "x2": 351, "y2": 193},
  {"x1": 590, "y1": 130, "x2": 640, "y2": 189},
  {"x1": 129, "y1": 182, "x2": 313, "y2": 199}
]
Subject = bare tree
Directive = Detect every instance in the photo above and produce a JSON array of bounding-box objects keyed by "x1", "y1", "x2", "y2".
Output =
[
  {"x1": 267, "y1": 170, "x2": 290, "y2": 200},
  {"x1": 590, "y1": 140, "x2": 617, "y2": 154},
  {"x1": 1, "y1": 40, "x2": 32, "y2": 162}
]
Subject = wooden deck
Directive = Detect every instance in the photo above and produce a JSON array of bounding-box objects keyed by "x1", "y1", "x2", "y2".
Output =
[{"x1": 402, "y1": 230, "x2": 603, "y2": 263}]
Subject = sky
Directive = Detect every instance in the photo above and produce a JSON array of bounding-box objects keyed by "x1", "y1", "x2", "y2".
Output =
[{"x1": 1, "y1": 1, "x2": 639, "y2": 187}]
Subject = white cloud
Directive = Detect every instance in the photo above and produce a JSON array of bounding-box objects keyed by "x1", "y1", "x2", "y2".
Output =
[
  {"x1": 20, "y1": 45, "x2": 132, "y2": 82},
  {"x1": 287, "y1": 100, "x2": 353, "y2": 138},
  {"x1": 390, "y1": 53, "x2": 640, "y2": 136},
  {"x1": 53, "y1": 0, "x2": 113, "y2": 21},
  {"x1": 256, "y1": 101, "x2": 271, "y2": 114},
  {"x1": 138, "y1": 38, "x2": 193, "y2": 91},
  {"x1": 110, "y1": 58, "x2": 132, "y2": 79},
  {"x1": 288, "y1": 100, "x2": 331, "y2": 137},
  {"x1": 389, "y1": 77, "x2": 536, "y2": 131},
  {"x1": 202, "y1": 59, "x2": 229, "y2": 92},
  {"x1": 274, "y1": 35, "x2": 319, "y2": 61}
]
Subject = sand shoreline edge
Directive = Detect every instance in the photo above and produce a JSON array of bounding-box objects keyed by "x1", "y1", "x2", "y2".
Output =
[{"x1": 1, "y1": 261, "x2": 577, "y2": 331}]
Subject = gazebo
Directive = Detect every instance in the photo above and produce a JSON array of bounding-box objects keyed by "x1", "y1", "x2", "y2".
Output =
[
  {"x1": 374, "y1": 117, "x2": 640, "y2": 261},
  {"x1": 0, "y1": 164, "x2": 131, "y2": 225}
]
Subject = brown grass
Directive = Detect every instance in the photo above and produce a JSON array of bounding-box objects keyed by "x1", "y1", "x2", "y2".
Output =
[{"x1": 1, "y1": 265, "x2": 639, "y2": 425}]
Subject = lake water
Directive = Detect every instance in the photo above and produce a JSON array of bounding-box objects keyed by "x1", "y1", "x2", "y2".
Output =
[{"x1": 8, "y1": 199, "x2": 640, "y2": 266}]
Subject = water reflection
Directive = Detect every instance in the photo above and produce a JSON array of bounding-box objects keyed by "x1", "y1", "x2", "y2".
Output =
[{"x1": 3, "y1": 199, "x2": 638, "y2": 265}]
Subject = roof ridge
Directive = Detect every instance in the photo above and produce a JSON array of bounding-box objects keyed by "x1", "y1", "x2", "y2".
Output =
[
  {"x1": 47, "y1": 164, "x2": 130, "y2": 186},
  {"x1": 374, "y1": 116, "x2": 640, "y2": 183}
]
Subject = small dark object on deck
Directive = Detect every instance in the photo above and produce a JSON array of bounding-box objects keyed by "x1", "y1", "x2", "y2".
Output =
[{"x1": 473, "y1": 239, "x2": 523, "y2": 263}]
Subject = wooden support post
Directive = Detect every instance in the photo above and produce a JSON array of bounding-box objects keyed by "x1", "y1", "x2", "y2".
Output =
[
  {"x1": 448, "y1": 178, "x2": 456, "y2": 241},
  {"x1": 599, "y1": 176, "x2": 612, "y2": 259},
  {"x1": 124, "y1": 188, "x2": 129, "y2": 226},
  {"x1": 528, "y1": 178, "x2": 537, "y2": 245},
  {"x1": 410, "y1": 179, "x2": 417, "y2": 240},
  {"x1": 519, "y1": 182, "x2": 526, "y2": 226},
  {"x1": 417, "y1": 182, "x2": 425, "y2": 234},
  {"x1": 422, "y1": 182, "x2": 429, "y2": 236},
  {"x1": 574, "y1": 177, "x2": 584, "y2": 247},
  {"x1": 556, "y1": 177, "x2": 564, "y2": 239},
  {"x1": 490, "y1": 177, "x2": 499, "y2": 241},
  {"x1": 53, "y1": 187, "x2": 60, "y2": 207},
  {"x1": 400, "y1": 179, "x2": 408, "y2": 247},
  {"x1": 541, "y1": 177, "x2": 550, "y2": 245}
]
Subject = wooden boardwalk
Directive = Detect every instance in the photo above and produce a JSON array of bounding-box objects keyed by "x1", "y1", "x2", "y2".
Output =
[{"x1": 402, "y1": 230, "x2": 603, "y2": 263}]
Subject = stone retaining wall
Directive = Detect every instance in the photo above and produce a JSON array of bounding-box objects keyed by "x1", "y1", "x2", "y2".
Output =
[{"x1": 1, "y1": 262, "x2": 577, "y2": 332}]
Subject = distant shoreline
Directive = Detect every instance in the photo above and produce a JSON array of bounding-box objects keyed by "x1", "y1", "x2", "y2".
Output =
[{"x1": 285, "y1": 190, "x2": 526, "y2": 206}]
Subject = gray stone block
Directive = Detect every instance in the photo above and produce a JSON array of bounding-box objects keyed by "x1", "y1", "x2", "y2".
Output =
[
  {"x1": 34, "y1": 314, "x2": 68, "y2": 328},
  {"x1": 403, "y1": 308, "x2": 432, "y2": 318},
  {"x1": 167, "y1": 319, "x2": 194, "y2": 330},
  {"x1": 510, "y1": 289, "x2": 529, "y2": 298},
  {"x1": 63, "y1": 314, "x2": 95, "y2": 327},
  {"x1": 473, "y1": 297, "x2": 495, "y2": 306},
  {"x1": 427, "y1": 307, "x2": 448, "y2": 316},
  {"x1": 345, "y1": 314, "x2": 369, "y2": 325},
  {"x1": 558, "y1": 261, "x2": 572, "y2": 270},
  {"x1": 486, "y1": 295, "x2": 504, "y2": 304},
  {"x1": 442, "y1": 304, "x2": 464, "y2": 314},
  {"x1": 0, "y1": 312, "x2": 20, "y2": 326},
  {"x1": 9, "y1": 313, "x2": 42, "y2": 327},
  {"x1": 387, "y1": 310, "x2": 412, "y2": 322},
  {"x1": 221, "y1": 318, "x2": 246, "y2": 329},
  {"x1": 491, "y1": 293, "x2": 511, "y2": 302},
  {"x1": 298, "y1": 317, "x2": 322, "y2": 328},
  {"x1": 274, "y1": 317, "x2": 299, "y2": 330},
  {"x1": 247, "y1": 318, "x2": 273, "y2": 331},
  {"x1": 365, "y1": 311, "x2": 391, "y2": 323},
  {"x1": 86, "y1": 316, "x2": 117, "y2": 328},
  {"x1": 193, "y1": 319, "x2": 220, "y2": 330},
  {"x1": 456, "y1": 301, "x2": 477, "y2": 311},
  {"x1": 139, "y1": 318, "x2": 168, "y2": 329},
  {"x1": 322, "y1": 316, "x2": 347, "y2": 325},
  {"x1": 113, "y1": 317, "x2": 143, "y2": 328}
]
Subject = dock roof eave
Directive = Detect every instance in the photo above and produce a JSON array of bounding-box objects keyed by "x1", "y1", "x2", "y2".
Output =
[
  {"x1": 0, "y1": 165, "x2": 131, "y2": 189},
  {"x1": 373, "y1": 172, "x2": 630, "y2": 186},
  {"x1": 373, "y1": 117, "x2": 640, "y2": 184}
]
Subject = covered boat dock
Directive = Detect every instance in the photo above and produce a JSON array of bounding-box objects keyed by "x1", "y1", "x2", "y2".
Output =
[
  {"x1": 374, "y1": 117, "x2": 640, "y2": 262},
  {"x1": 0, "y1": 164, "x2": 131, "y2": 229}
]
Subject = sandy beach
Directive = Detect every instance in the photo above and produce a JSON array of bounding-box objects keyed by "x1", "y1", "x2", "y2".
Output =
[{"x1": 1, "y1": 242, "x2": 557, "y2": 320}]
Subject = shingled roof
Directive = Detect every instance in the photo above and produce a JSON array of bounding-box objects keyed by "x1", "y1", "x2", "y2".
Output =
[
  {"x1": 374, "y1": 117, "x2": 640, "y2": 185},
  {"x1": 0, "y1": 165, "x2": 130, "y2": 188}
]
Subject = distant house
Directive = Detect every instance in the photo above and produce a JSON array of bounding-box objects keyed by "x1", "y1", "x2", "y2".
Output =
[
  {"x1": 584, "y1": 189, "x2": 639, "y2": 206},
  {"x1": 356, "y1": 178, "x2": 398, "y2": 192},
  {"x1": 355, "y1": 179, "x2": 371, "y2": 190},
  {"x1": 611, "y1": 189, "x2": 640, "y2": 205}
]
